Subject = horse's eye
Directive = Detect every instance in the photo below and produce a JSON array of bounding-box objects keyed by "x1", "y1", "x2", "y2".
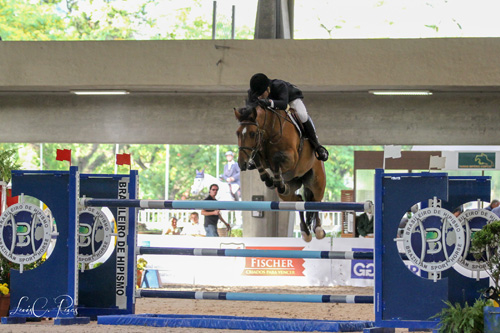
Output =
[{"x1": 250, "y1": 132, "x2": 256, "y2": 138}]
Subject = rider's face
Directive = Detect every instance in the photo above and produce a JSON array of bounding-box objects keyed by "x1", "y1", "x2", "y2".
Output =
[{"x1": 258, "y1": 87, "x2": 270, "y2": 99}]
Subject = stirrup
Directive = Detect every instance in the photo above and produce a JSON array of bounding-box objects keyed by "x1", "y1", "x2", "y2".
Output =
[{"x1": 315, "y1": 146, "x2": 329, "y2": 161}]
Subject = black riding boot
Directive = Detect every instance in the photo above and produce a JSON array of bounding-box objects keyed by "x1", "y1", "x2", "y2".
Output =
[{"x1": 302, "y1": 117, "x2": 329, "y2": 161}]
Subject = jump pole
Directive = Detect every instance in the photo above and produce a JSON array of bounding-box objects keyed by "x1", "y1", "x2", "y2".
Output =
[
  {"x1": 138, "y1": 247, "x2": 374, "y2": 260},
  {"x1": 137, "y1": 290, "x2": 373, "y2": 304},
  {"x1": 81, "y1": 198, "x2": 372, "y2": 213}
]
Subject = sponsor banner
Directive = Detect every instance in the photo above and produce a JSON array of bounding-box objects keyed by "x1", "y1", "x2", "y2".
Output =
[
  {"x1": 350, "y1": 248, "x2": 374, "y2": 280},
  {"x1": 243, "y1": 247, "x2": 305, "y2": 276},
  {"x1": 458, "y1": 152, "x2": 495, "y2": 169},
  {"x1": 138, "y1": 235, "x2": 374, "y2": 287}
]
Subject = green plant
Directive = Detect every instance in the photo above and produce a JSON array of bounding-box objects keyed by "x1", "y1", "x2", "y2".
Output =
[
  {"x1": 431, "y1": 298, "x2": 492, "y2": 333},
  {"x1": 471, "y1": 220, "x2": 500, "y2": 304},
  {"x1": 0, "y1": 149, "x2": 21, "y2": 182},
  {"x1": 230, "y1": 229, "x2": 243, "y2": 237},
  {"x1": 0, "y1": 148, "x2": 22, "y2": 291}
]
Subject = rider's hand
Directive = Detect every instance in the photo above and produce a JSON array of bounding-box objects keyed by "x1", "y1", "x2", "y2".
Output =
[{"x1": 258, "y1": 99, "x2": 273, "y2": 108}]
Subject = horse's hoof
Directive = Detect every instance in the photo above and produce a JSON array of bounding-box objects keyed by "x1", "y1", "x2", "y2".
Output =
[
  {"x1": 301, "y1": 232, "x2": 313, "y2": 242},
  {"x1": 315, "y1": 227, "x2": 326, "y2": 240}
]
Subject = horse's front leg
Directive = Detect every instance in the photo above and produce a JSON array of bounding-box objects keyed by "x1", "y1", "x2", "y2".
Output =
[
  {"x1": 253, "y1": 155, "x2": 274, "y2": 189},
  {"x1": 307, "y1": 211, "x2": 325, "y2": 240},
  {"x1": 271, "y1": 152, "x2": 289, "y2": 195}
]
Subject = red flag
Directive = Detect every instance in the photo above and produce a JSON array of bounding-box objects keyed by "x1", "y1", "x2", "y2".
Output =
[
  {"x1": 116, "y1": 153, "x2": 131, "y2": 166},
  {"x1": 56, "y1": 149, "x2": 72, "y2": 163}
]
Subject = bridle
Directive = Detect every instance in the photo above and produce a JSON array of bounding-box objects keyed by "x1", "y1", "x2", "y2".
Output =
[{"x1": 237, "y1": 106, "x2": 293, "y2": 162}]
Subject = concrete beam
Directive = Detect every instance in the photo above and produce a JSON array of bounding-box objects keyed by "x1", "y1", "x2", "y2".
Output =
[
  {"x1": 0, "y1": 92, "x2": 499, "y2": 145},
  {"x1": 2, "y1": 39, "x2": 500, "y2": 93}
]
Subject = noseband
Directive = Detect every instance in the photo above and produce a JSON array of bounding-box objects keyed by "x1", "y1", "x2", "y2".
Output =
[
  {"x1": 238, "y1": 120, "x2": 265, "y2": 163},
  {"x1": 238, "y1": 107, "x2": 294, "y2": 162}
]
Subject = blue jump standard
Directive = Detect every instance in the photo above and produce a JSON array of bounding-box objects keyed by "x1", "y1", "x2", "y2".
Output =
[
  {"x1": 97, "y1": 313, "x2": 374, "y2": 332},
  {"x1": 138, "y1": 247, "x2": 374, "y2": 260},
  {"x1": 137, "y1": 290, "x2": 374, "y2": 304},
  {"x1": 82, "y1": 198, "x2": 369, "y2": 212}
]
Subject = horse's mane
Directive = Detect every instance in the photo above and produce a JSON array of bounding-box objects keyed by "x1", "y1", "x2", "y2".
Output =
[{"x1": 237, "y1": 100, "x2": 260, "y2": 122}]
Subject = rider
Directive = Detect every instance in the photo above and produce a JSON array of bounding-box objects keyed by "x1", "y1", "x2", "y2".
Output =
[
  {"x1": 247, "y1": 73, "x2": 329, "y2": 161},
  {"x1": 221, "y1": 151, "x2": 241, "y2": 200}
]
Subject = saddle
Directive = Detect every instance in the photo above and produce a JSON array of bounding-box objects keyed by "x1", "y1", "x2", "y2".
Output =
[{"x1": 285, "y1": 108, "x2": 305, "y2": 154}]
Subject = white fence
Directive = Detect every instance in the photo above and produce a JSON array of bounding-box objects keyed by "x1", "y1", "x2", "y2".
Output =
[{"x1": 137, "y1": 209, "x2": 342, "y2": 237}]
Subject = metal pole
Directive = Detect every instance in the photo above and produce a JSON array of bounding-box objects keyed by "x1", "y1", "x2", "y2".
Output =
[
  {"x1": 216, "y1": 145, "x2": 220, "y2": 180},
  {"x1": 114, "y1": 144, "x2": 119, "y2": 174},
  {"x1": 165, "y1": 144, "x2": 170, "y2": 200},
  {"x1": 39, "y1": 143, "x2": 43, "y2": 170},
  {"x1": 212, "y1": 1, "x2": 217, "y2": 39},
  {"x1": 231, "y1": 5, "x2": 235, "y2": 39}
]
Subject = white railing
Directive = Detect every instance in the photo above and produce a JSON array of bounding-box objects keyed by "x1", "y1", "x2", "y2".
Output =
[{"x1": 137, "y1": 209, "x2": 342, "y2": 237}]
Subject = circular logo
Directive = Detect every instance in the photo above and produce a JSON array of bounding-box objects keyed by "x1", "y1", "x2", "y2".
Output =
[
  {"x1": 78, "y1": 207, "x2": 113, "y2": 264},
  {"x1": 0, "y1": 203, "x2": 52, "y2": 265},
  {"x1": 402, "y1": 207, "x2": 465, "y2": 274},
  {"x1": 457, "y1": 209, "x2": 499, "y2": 271}
]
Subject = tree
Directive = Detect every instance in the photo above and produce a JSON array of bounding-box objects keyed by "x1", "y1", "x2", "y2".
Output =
[{"x1": 0, "y1": 0, "x2": 67, "y2": 40}]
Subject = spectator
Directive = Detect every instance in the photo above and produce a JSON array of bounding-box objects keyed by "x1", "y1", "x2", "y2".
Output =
[
  {"x1": 181, "y1": 212, "x2": 205, "y2": 236},
  {"x1": 356, "y1": 210, "x2": 374, "y2": 237},
  {"x1": 452, "y1": 206, "x2": 463, "y2": 217},
  {"x1": 221, "y1": 151, "x2": 241, "y2": 200},
  {"x1": 491, "y1": 204, "x2": 500, "y2": 218},
  {"x1": 201, "y1": 184, "x2": 230, "y2": 237},
  {"x1": 485, "y1": 199, "x2": 499, "y2": 211},
  {"x1": 164, "y1": 216, "x2": 181, "y2": 235}
]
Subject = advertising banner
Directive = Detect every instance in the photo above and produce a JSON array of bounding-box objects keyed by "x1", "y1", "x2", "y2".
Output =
[{"x1": 137, "y1": 235, "x2": 374, "y2": 287}]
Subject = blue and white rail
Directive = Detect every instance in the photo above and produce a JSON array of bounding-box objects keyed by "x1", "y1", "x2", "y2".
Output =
[
  {"x1": 81, "y1": 198, "x2": 372, "y2": 212},
  {"x1": 137, "y1": 290, "x2": 374, "y2": 304},
  {"x1": 137, "y1": 247, "x2": 374, "y2": 260}
]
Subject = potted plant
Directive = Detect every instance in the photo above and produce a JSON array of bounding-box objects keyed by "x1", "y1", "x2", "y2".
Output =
[
  {"x1": 136, "y1": 258, "x2": 148, "y2": 288},
  {"x1": 470, "y1": 220, "x2": 500, "y2": 332}
]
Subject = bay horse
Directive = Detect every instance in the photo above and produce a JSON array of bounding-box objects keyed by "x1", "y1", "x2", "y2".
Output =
[{"x1": 234, "y1": 102, "x2": 327, "y2": 242}]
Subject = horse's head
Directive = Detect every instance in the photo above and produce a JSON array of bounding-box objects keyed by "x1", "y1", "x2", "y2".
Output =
[
  {"x1": 234, "y1": 103, "x2": 263, "y2": 171},
  {"x1": 190, "y1": 169, "x2": 205, "y2": 195}
]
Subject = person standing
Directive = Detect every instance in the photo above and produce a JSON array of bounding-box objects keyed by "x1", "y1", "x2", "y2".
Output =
[
  {"x1": 221, "y1": 151, "x2": 241, "y2": 200},
  {"x1": 201, "y1": 184, "x2": 230, "y2": 237}
]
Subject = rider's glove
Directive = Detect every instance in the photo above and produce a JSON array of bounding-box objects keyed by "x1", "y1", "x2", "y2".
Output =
[{"x1": 258, "y1": 99, "x2": 273, "y2": 109}]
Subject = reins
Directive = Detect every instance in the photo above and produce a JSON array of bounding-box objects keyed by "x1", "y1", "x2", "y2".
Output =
[{"x1": 238, "y1": 106, "x2": 296, "y2": 163}]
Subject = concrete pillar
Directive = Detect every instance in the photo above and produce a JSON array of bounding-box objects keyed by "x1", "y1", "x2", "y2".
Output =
[
  {"x1": 255, "y1": 0, "x2": 293, "y2": 39},
  {"x1": 240, "y1": 170, "x2": 292, "y2": 237}
]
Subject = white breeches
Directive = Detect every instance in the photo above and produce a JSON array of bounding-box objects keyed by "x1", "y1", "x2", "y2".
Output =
[{"x1": 290, "y1": 99, "x2": 309, "y2": 123}]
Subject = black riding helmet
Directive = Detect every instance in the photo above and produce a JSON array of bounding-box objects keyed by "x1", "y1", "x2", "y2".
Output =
[{"x1": 249, "y1": 73, "x2": 270, "y2": 97}]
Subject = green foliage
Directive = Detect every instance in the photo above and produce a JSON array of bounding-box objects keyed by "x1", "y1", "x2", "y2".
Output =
[
  {"x1": 0, "y1": 143, "x2": 387, "y2": 202},
  {"x1": 0, "y1": 0, "x2": 253, "y2": 41},
  {"x1": 230, "y1": 228, "x2": 243, "y2": 237},
  {"x1": 322, "y1": 145, "x2": 383, "y2": 201},
  {"x1": 431, "y1": 299, "x2": 492, "y2": 333},
  {"x1": 0, "y1": 148, "x2": 21, "y2": 182},
  {"x1": 471, "y1": 220, "x2": 500, "y2": 297}
]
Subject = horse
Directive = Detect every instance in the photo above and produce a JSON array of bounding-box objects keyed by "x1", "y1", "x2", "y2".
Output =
[{"x1": 234, "y1": 102, "x2": 327, "y2": 242}]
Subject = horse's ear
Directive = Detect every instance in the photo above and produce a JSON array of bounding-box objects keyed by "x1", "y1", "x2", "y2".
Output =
[
  {"x1": 252, "y1": 107, "x2": 257, "y2": 119},
  {"x1": 234, "y1": 107, "x2": 241, "y2": 120}
]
